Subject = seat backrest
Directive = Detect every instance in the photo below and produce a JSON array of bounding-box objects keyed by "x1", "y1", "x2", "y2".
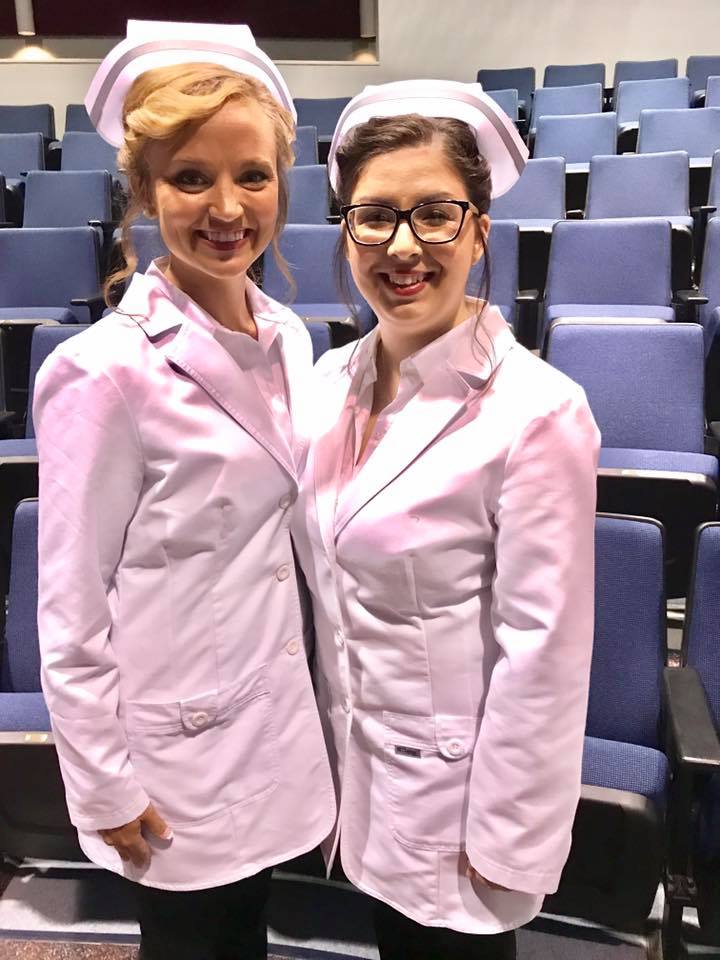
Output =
[
  {"x1": 615, "y1": 77, "x2": 691, "y2": 125},
  {"x1": 287, "y1": 165, "x2": 330, "y2": 224},
  {"x1": 0, "y1": 132, "x2": 44, "y2": 178},
  {"x1": 706, "y1": 76, "x2": 720, "y2": 108},
  {"x1": 60, "y1": 132, "x2": 119, "y2": 175},
  {"x1": 477, "y1": 67, "x2": 535, "y2": 107},
  {"x1": 262, "y1": 223, "x2": 344, "y2": 304},
  {"x1": 585, "y1": 150, "x2": 690, "y2": 219},
  {"x1": 534, "y1": 112, "x2": 617, "y2": 164},
  {"x1": 614, "y1": 58, "x2": 678, "y2": 86},
  {"x1": 25, "y1": 324, "x2": 91, "y2": 438},
  {"x1": 305, "y1": 320, "x2": 332, "y2": 362},
  {"x1": 0, "y1": 105, "x2": 54, "y2": 139},
  {"x1": 588, "y1": 514, "x2": 666, "y2": 749},
  {"x1": 545, "y1": 320, "x2": 705, "y2": 452},
  {"x1": 2, "y1": 500, "x2": 40, "y2": 693},
  {"x1": 686, "y1": 56, "x2": 720, "y2": 97},
  {"x1": 544, "y1": 62, "x2": 605, "y2": 88},
  {"x1": 709, "y1": 150, "x2": 720, "y2": 212},
  {"x1": 294, "y1": 98, "x2": 351, "y2": 139},
  {"x1": 546, "y1": 218, "x2": 672, "y2": 311},
  {"x1": 684, "y1": 522, "x2": 720, "y2": 730},
  {"x1": 486, "y1": 88, "x2": 518, "y2": 121},
  {"x1": 129, "y1": 222, "x2": 168, "y2": 274},
  {"x1": 638, "y1": 107, "x2": 720, "y2": 160},
  {"x1": 294, "y1": 125, "x2": 318, "y2": 166},
  {"x1": 23, "y1": 171, "x2": 112, "y2": 228},
  {"x1": 467, "y1": 220, "x2": 519, "y2": 325},
  {"x1": 64, "y1": 103, "x2": 95, "y2": 133},
  {"x1": 0, "y1": 227, "x2": 100, "y2": 322},
  {"x1": 489, "y1": 157, "x2": 565, "y2": 220},
  {"x1": 0, "y1": 173, "x2": 5, "y2": 221},
  {"x1": 530, "y1": 83, "x2": 604, "y2": 132}
]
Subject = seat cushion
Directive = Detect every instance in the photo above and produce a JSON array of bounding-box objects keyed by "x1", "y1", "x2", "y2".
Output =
[
  {"x1": 0, "y1": 439, "x2": 38, "y2": 457},
  {"x1": 0, "y1": 692, "x2": 50, "y2": 731},
  {"x1": 599, "y1": 447, "x2": 719, "y2": 481},
  {"x1": 0, "y1": 307, "x2": 77, "y2": 324},
  {"x1": 582, "y1": 735, "x2": 669, "y2": 804},
  {"x1": 546, "y1": 304, "x2": 676, "y2": 323},
  {"x1": 294, "y1": 301, "x2": 375, "y2": 334}
]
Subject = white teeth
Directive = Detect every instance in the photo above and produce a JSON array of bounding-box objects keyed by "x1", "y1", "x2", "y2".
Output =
[
  {"x1": 202, "y1": 230, "x2": 247, "y2": 242},
  {"x1": 388, "y1": 273, "x2": 426, "y2": 286}
]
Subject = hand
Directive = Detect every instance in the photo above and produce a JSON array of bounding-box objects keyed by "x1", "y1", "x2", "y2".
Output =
[
  {"x1": 463, "y1": 855, "x2": 511, "y2": 891},
  {"x1": 98, "y1": 803, "x2": 173, "y2": 868}
]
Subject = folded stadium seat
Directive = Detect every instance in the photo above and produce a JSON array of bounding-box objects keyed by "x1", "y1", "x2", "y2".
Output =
[
  {"x1": 0, "y1": 226, "x2": 103, "y2": 325},
  {"x1": 545, "y1": 320, "x2": 717, "y2": 597},
  {"x1": 294, "y1": 125, "x2": 319, "y2": 166},
  {"x1": 489, "y1": 157, "x2": 564, "y2": 299},
  {"x1": 638, "y1": 107, "x2": 720, "y2": 210},
  {"x1": 545, "y1": 515, "x2": 669, "y2": 932},
  {"x1": 60, "y1": 131, "x2": 120, "y2": 178},
  {"x1": 543, "y1": 62, "x2": 605, "y2": 88},
  {"x1": 0, "y1": 498, "x2": 83, "y2": 861},
  {"x1": 585, "y1": 151, "x2": 694, "y2": 292},
  {"x1": 294, "y1": 98, "x2": 351, "y2": 163},
  {"x1": 22, "y1": 171, "x2": 115, "y2": 267},
  {"x1": 0, "y1": 104, "x2": 55, "y2": 140},
  {"x1": 64, "y1": 103, "x2": 95, "y2": 133},
  {"x1": 126, "y1": 221, "x2": 168, "y2": 274},
  {"x1": 0, "y1": 131, "x2": 45, "y2": 222},
  {"x1": 615, "y1": 77, "x2": 691, "y2": 145},
  {"x1": 542, "y1": 217, "x2": 674, "y2": 343},
  {"x1": 287, "y1": 164, "x2": 330, "y2": 225},
  {"x1": 0, "y1": 174, "x2": 10, "y2": 227},
  {"x1": 695, "y1": 218, "x2": 720, "y2": 419},
  {"x1": 614, "y1": 57, "x2": 679, "y2": 88},
  {"x1": 485, "y1": 88, "x2": 518, "y2": 122},
  {"x1": 534, "y1": 111, "x2": 617, "y2": 174},
  {"x1": 262, "y1": 223, "x2": 374, "y2": 342},
  {"x1": 476, "y1": 67, "x2": 535, "y2": 120},
  {"x1": 670, "y1": 523, "x2": 720, "y2": 948},
  {"x1": 467, "y1": 219, "x2": 519, "y2": 326},
  {"x1": 529, "y1": 82, "x2": 603, "y2": 138},
  {"x1": 686, "y1": 56, "x2": 720, "y2": 106}
]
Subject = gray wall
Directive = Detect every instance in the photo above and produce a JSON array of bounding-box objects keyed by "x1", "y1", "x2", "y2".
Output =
[{"x1": 2, "y1": 0, "x2": 720, "y2": 134}]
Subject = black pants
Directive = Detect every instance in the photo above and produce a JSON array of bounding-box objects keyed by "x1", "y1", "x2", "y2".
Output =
[
  {"x1": 135, "y1": 867, "x2": 273, "y2": 960},
  {"x1": 373, "y1": 901, "x2": 517, "y2": 960}
]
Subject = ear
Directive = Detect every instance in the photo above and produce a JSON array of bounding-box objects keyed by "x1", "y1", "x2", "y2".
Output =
[{"x1": 471, "y1": 214, "x2": 490, "y2": 265}]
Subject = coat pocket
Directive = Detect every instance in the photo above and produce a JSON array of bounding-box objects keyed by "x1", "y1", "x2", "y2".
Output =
[
  {"x1": 383, "y1": 712, "x2": 478, "y2": 852},
  {"x1": 124, "y1": 665, "x2": 279, "y2": 825}
]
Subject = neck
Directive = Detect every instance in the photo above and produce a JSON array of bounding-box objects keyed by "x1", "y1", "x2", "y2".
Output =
[{"x1": 163, "y1": 258, "x2": 257, "y2": 337}]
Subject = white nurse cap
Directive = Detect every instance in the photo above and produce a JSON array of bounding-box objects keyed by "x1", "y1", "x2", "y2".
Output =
[
  {"x1": 328, "y1": 79, "x2": 528, "y2": 199},
  {"x1": 86, "y1": 19, "x2": 296, "y2": 147}
]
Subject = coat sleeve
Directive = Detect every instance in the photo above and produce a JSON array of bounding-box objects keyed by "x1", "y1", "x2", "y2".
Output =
[
  {"x1": 465, "y1": 387, "x2": 600, "y2": 895},
  {"x1": 34, "y1": 349, "x2": 152, "y2": 832}
]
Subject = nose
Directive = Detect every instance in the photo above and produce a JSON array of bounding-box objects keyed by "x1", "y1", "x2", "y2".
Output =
[
  {"x1": 386, "y1": 219, "x2": 422, "y2": 259},
  {"x1": 208, "y1": 178, "x2": 243, "y2": 223}
]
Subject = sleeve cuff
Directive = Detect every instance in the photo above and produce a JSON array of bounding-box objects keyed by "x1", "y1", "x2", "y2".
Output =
[
  {"x1": 68, "y1": 786, "x2": 151, "y2": 833},
  {"x1": 466, "y1": 843, "x2": 563, "y2": 896}
]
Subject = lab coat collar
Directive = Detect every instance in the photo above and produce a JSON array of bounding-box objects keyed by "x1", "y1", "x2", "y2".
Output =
[
  {"x1": 119, "y1": 260, "x2": 298, "y2": 480},
  {"x1": 317, "y1": 305, "x2": 516, "y2": 544}
]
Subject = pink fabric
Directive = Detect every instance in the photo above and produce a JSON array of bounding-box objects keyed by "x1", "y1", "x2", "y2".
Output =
[
  {"x1": 292, "y1": 306, "x2": 601, "y2": 933},
  {"x1": 35, "y1": 263, "x2": 335, "y2": 890}
]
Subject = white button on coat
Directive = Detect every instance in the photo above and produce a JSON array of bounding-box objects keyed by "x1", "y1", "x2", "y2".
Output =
[
  {"x1": 276, "y1": 564, "x2": 290, "y2": 581},
  {"x1": 35, "y1": 262, "x2": 335, "y2": 891}
]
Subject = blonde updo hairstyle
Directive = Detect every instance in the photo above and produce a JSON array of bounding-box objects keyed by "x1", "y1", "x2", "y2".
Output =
[{"x1": 104, "y1": 62, "x2": 296, "y2": 305}]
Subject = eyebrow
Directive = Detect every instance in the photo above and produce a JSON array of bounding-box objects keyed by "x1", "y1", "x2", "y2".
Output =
[
  {"x1": 353, "y1": 194, "x2": 460, "y2": 206},
  {"x1": 170, "y1": 155, "x2": 273, "y2": 168}
]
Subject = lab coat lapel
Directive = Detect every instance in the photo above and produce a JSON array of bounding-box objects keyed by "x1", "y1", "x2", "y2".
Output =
[
  {"x1": 334, "y1": 361, "x2": 472, "y2": 537},
  {"x1": 313, "y1": 372, "x2": 357, "y2": 562}
]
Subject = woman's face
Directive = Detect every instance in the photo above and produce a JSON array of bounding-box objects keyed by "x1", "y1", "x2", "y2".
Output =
[
  {"x1": 145, "y1": 99, "x2": 279, "y2": 289},
  {"x1": 345, "y1": 139, "x2": 489, "y2": 342}
]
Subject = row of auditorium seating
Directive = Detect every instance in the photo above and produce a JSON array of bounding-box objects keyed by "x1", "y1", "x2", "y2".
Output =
[{"x1": 0, "y1": 491, "x2": 717, "y2": 955}]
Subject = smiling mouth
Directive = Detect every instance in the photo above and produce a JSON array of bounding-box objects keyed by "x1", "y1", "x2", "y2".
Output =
[
  {"x1": 382, "y1": 271, "x2": 433, "y2": 296},
  {"x1": 197, "y1": 229, "x2": 249, "y2": 250}
]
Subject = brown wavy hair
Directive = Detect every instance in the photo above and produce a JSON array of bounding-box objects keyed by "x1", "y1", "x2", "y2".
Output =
[
  {"x1": 332, "y1": 114, "x2": 493, "y2": 344},
  {"x1": 104, "y1": 62, "x2": 296, "y2": 305}
]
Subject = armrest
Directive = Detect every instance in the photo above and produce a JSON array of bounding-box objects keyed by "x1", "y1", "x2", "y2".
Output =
[
  {"x1": 566, "y1": 209, "x2": 584, "y2": 220},
  {"x1": 674, "y1": 288, "x2": 709, "y2": 323},
  {"x1": 0, "y1": 221, "x2": 15, "y2": 229},
  {"x1": 515, "y1": 289, "x2": 539, "y2": 304},
  {"x1": 70, "y1": 295, "x2": 106, "y2": 324},
  {"x1": 705, "y1": 432, "x2": 720, "y2": 456},
  {"x1": 325, "y1": 214, "x2": 342, "y2": 225},
  {"x1": 710, "y1": 422, "x2": 720, "y2": 442},
  {"x1": 663, "y1": 667, "x2": 720, "y2": 773}
]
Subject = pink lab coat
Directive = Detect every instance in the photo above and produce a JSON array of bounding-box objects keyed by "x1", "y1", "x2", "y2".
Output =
[
  {"x1": 292, "y1": 306, "x2": 601, "y2": 933},
  {"x1": 34, "y1": 265, "x2": 335, "y2": 890}
]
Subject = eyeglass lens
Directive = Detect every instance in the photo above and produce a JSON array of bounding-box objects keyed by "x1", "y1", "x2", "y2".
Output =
[{"x1": 347, "y1": 202, "x2": 465, "y2": 244}]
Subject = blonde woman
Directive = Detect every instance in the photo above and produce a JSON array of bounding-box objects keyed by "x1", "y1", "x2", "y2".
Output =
[{"x1": 34, "y1": 21, "x2": 334, "y2": 960}]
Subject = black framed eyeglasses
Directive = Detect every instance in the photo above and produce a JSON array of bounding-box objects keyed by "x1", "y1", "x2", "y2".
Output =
[{"x1": 340, "y1": 200, "x2": 480, "y2": 246}]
